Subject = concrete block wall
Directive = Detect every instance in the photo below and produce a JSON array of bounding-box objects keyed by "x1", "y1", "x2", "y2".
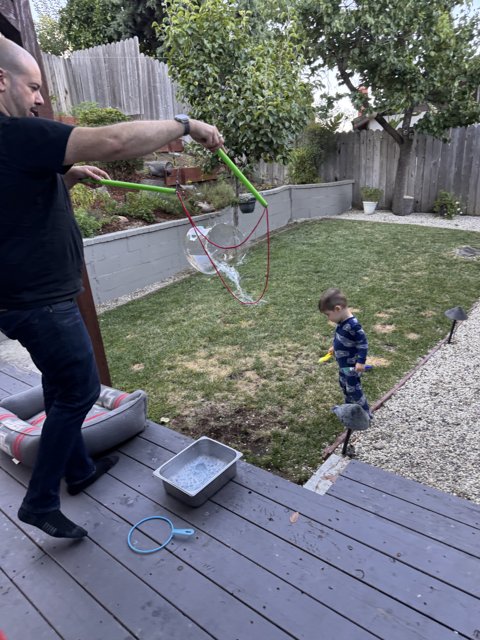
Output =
[{"x1": 84, "y1": 180, "x2": 353, "y2": 306}]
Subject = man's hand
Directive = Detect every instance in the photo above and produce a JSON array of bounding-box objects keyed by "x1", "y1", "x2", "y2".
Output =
[
  {"x1": 63, "y1": 165, "x2": 110, "y2": 190},
  {"x1": 189, "y1": 120, "x2": 224, "y2": 152}
]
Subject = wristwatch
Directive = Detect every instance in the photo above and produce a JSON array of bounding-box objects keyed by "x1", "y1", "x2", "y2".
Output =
[{"x1": 174, "y1": 114, "x2": 190, "y2": 136}]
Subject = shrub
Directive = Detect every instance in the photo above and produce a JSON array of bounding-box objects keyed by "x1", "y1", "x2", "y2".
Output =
[
  {"x1": 75, "y1": 104, "x2": 143, "y2": 180},
  {"x1": 197, "y1": 180, "x2": 236, "y2": 210},
  {"x1": 288, "y1": 148, "x2": 321, "y2": 185},
  {"x1": 119, "y1": 192, "x2": 158, "y2": 223},
  {"x1": 70, "y1": 184, "x2": 120, "y2": 216},
  {"x1": 71, "y1": 101, "x2": 99, "y2": 119},
  {"x1": 76, "y1": 105, "x2": 130, "y2": 127},
  {"x1": 74, "y1": 208, "x2": 102, "y2": 238},
  {"x1": 288, "y1": 118, "x2": 341, "y2": 185},
  {"x1": 360, "y1": 186, "x2": 383, "y2": 202},
  {"x1": 432, "y1": 190, "x2": 465, "y2": 219}
]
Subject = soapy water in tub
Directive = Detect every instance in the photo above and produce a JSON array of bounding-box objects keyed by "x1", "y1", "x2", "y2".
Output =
[{"x1": 169, "y1": 455, "x2": 227, "y2": 493}]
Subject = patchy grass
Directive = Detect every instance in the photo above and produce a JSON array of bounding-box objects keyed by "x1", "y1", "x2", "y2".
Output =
[{"x1": 100, "y1": 219, "x2": 480, "y2": 483}]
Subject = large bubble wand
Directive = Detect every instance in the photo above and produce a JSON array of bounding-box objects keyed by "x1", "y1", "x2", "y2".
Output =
[{"x1": 86, "y1": 149, "x2": 270, "y2": 303}]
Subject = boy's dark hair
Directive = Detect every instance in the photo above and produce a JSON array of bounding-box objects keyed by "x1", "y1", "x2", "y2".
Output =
[{"x1": 318, "y1": 288, "x2": 347, "y2": 312}]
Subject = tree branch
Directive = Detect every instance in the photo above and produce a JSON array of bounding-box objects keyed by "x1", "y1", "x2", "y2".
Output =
[
  {"x1": 337, "y1": 58, "x2": 405, "y2": 144},
  {"x1": 374, "y1": 113, "x2": 404, "y2": 144}
]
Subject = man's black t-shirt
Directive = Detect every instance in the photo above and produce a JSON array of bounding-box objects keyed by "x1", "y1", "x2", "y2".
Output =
[{"x1": 0, "y1": 113, "x2": 84, "y2": 309}]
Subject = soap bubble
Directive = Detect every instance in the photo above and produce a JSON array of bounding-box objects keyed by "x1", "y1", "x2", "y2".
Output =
[{"x1": 184, "y1": 223, "x2": 247, "y2": 275}]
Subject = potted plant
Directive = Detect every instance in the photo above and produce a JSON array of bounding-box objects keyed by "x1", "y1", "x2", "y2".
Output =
[
  {"x1": 238, "y1": 192, "x2": 257, "y2": 214},
  {"x1": 360, "y1": 186, "x2": 383, "y2": 214}
]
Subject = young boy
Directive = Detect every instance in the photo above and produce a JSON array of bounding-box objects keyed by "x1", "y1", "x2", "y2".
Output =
[{"x1": 318, "y1": 288, "x2": 371, "y2": 417}]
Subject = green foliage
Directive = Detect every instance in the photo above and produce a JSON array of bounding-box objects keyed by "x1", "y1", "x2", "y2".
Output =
[
  {"x1": 75, "y1": 105, "x2": 143, "y2": 180},
  {"x1": 74, "y1": 208, "x2": 102, "y2": 237},
  {"x1": 298, "y1": 0, "x2": 480, "y2": 140},
  {"x1": 361, "y1": 186, "x2": 383, "y2": 202},
  {"x1": 432, "y1": 190, "x2": 465, "y2": 219},
  {"x1": 76, "y1": 105, "x2": 130, "y2": 127},
  {"x1": 70, "y1": 183, "x2": 119, "y2": 214},
  {"x1": 71, "y1": 101, "x2": 99, "y2": 118},
  {"x1": 197, "y1": 181, "x2": 237, "y2": 211},
  {"x1": 288, "y1": 148, "x2": 321, "y2": 185},
  {"x1": 35, "y1": 15, "x2": 69, "y2": 55},
  {"x1": 119, "y1": 192, "x2": 158, "y2": 223},
  {"x1": 58, "y1": 0, "x2": 116, "y2": 50},
  {"x1": 288, "y1": 118, "x2": 341, "y2": 184},
  {"x1": 158, "y1": 0, "x2": 313, "y2": 167},
  {"x1": 110, "y1": 0, "x2": 166, "y2": 57},
  {"x1": 70, "y1": 183, "x2": 99, "y2": 210}
]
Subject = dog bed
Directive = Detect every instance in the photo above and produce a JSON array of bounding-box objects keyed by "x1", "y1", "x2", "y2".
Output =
[{"x1": 0, "y1": 384, "x2": 147, "y2": 467}]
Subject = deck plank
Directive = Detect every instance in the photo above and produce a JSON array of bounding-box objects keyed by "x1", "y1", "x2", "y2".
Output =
[
  {"x1": 0, "y1": 569, "x2": 62, "y2": 640},
  {"x1": 0, "y1": 362, "x2": 40, "y2": 387},
  {"x1": 139, "y1": 424, "x2": 480, "y2": 591},
  {"x1": 0, "y1": 375, "x2": 33, "y2": 398},
  {"x1": 326, "y1": 476, "x2": 480, "y2": 557},
  {"x1": 341, "y1": 460, "x2": 480, "y2": 529}
]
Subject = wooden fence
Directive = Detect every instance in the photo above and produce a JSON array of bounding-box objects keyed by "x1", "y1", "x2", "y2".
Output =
[
  {"x1": 319, "y1": 126, "x2": 480, "y2": 215},
  {"x1": 41, "y1": 37, "x2": 186, "y2": 120}
]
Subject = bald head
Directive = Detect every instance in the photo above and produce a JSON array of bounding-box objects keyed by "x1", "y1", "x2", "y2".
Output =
[
  {"x1": 0, "y1": 36, "x2": 44, "y2": 117},
  {"x1": 0, "y1": 36, "x2": 38, "y2": 76}
]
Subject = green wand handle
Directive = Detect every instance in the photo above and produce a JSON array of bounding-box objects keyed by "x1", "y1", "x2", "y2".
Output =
[
  {"x1": 87, "y1": 178, "x2": 176, "y2": 194},
  {"x1": 216, "y1": 148, "x2": 268, "y2": 207}
]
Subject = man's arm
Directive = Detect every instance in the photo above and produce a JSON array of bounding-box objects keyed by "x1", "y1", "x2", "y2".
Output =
[{"x1": 64, "y1": 119, "x2": 223, "y2": 166}]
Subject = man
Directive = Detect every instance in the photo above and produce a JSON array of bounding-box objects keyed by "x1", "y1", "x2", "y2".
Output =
[{"x1": 0, "y1": 36, "x2": 224, "y2": 539}]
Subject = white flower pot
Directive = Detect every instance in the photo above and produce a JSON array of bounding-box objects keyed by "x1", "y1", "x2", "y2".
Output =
[{"x1": 363, "y1": 200, "x2": 377, "y2": 214}]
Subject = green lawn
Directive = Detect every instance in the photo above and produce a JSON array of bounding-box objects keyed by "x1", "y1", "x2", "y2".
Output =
[{"x1": 99, "y1": 218, "x2": 480, "y2": 483}]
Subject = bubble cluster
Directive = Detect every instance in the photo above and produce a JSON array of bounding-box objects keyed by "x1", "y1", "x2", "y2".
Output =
[{"x1": 183, "y1": 223, "x2": 247, "y2": 275}]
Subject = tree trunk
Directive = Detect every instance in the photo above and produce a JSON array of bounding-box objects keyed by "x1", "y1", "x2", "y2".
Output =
[
  {"x1": 390, "y1": 107, "x2": 414, "y2": 215},
  {"x1": 391, "y1": 137, "x2": 414, "y2": 215}
]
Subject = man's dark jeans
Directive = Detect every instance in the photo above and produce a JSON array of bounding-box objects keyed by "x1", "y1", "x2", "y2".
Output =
[{"x1": 0, "y1": 300, "x2": 100, "y2": 513}]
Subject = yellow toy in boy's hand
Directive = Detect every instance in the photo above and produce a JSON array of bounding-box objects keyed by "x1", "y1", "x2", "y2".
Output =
[{"x1": 318, "y1": 351, "x2": 333, "y2": 363}]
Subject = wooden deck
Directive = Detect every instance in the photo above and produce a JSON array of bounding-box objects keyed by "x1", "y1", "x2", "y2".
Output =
[{"x1": 0, "y1": 361, "x2": 479, "y2": 640}]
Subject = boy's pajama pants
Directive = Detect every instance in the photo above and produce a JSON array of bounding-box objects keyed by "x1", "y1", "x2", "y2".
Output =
[{"x1": 339, "y1": 369, "x2": 371, "y2": 416}]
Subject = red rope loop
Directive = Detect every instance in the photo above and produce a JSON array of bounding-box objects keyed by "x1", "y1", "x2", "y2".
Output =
[{"x1": 176, "y1": 190, "x2": 270, "y2": 305}]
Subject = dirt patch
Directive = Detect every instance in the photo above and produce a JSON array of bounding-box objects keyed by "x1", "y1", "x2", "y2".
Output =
[
  {"x1": 406, "y1": 333, "x2": 420, "y2": 340},
  {"x1": 367, "y1": 356, "x2": 390, "y2": 367},
  {"x1": 375, "y1": 312, "x2": 391, "y2": 319},
  {"x1": 373, "y1": 324, "x2": 396, "y2": 334},
  {"x1": 421, "y1": 310, "x2": 436, "y2": 318},
  {"x1": 176, "y1": 348, "x2": 246, "y2": 381},
  {"x1": 172, "y1": 403, "x2": 287, "y2": 456}
]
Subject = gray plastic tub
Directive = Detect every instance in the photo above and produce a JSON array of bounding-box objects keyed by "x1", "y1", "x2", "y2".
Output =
[{"x1": 153, "y1": 436, "x2": 243, "y2": 506}]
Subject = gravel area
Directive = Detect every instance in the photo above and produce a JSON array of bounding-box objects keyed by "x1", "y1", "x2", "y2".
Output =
[
  {"x1": 340, "y1": 210, "x2": 480, "y2": 504},
  {"x1": 338, "y1": 208, "x2": 480, "y2": 231}
]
